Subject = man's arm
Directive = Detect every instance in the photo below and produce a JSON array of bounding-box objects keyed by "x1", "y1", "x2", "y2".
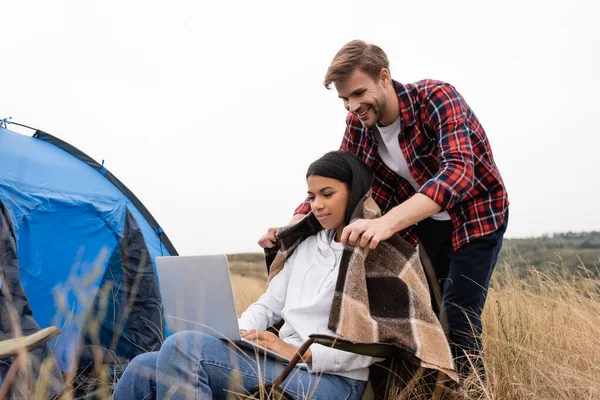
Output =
[
  {"x1": 290, "y1": 213, "x2": 306, "y2": 224},
  {"x1": 416, "y1": 82, "x2": 475, "y2": 210},
  {"x1": 341, "y1": 193, "x2": 441, "y2": 249},
  {"x1": 340, "y1": 112, "x2": 359, "y2": 153},
  {"x1": 381, "y1": 193, "x2": 441, "y2": 233}
]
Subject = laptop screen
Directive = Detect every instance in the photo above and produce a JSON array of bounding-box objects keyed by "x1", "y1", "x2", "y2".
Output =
[{"x1": 155, "y1": 255, "x2": 242, "y2": 340}]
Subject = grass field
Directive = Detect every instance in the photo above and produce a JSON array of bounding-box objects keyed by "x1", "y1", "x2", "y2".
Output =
[
  {"x1": 7, "y1": 253, "x2": 599, "y2": 399},
  {"x1": 229, "y1": 254, "x2": 600, "y2": 399}
]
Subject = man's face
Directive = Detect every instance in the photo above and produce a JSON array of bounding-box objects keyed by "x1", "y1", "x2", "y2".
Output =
[{"x1": 334, "y1": 68, "x2": 387, "y2": 128}]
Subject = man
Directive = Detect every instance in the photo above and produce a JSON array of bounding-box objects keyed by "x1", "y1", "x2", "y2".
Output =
[{"x1": 259, "y1": 40, "x2": 509, "y2": 380}]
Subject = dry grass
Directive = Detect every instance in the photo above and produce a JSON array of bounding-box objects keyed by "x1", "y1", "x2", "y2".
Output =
[
  {"x1": 478, "y1": 263, "x2": 600, "y2": 399},
  {"x1": 231, "y1": 257, "x2": 600, "y2": 400},
  {"x1": 231, "y1": 273, "x2": 267, "y2": 317},
  {"x1": 4, "y1": 254, "x2": 600, "y2": 399}
]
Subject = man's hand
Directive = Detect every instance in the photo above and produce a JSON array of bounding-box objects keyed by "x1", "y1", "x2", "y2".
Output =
[
  {"x1": 257, "y1": 214, "x2": 306, "y2": 249},
  {"x1": 340, "y1": 215, "x2": 397, "y2": 249},
  {"x1": 341, "y1": 194, "x2": 443, "y2": 249},
  {"x1": 257, "y1": 227, "x2": 279, "y2": 249},
  {"x1": 240, "y1": 329, "x2": 311, "y2": 361}
]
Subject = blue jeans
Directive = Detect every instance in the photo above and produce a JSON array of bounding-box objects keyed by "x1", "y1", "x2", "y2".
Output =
[
  {"x1": 113, "y1": 331, "x2": 365, "y2": 400},
  {"x1": 417, "y1": 211, "x2": 508, "y2": 378}
]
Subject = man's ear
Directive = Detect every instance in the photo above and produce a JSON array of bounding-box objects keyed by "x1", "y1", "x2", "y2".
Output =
[{"x1": 379, "y1": 68, "x2": 391, "y2": 87}]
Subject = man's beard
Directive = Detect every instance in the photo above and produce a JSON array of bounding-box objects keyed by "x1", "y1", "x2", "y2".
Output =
[
  {"x1": 374, "y1": 92, "x2": 387, "y2": 125},
  {"x1": 361, "y1": 94, "x2": 387, "y2": 128}
]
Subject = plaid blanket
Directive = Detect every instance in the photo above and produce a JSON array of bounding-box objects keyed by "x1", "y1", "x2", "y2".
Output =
[{"x1": 265, "y1": 192, "x2": 457, "y2": 381}]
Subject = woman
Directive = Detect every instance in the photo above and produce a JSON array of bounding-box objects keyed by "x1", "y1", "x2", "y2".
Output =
[{"x1": 113, "y1": 151, "x2": 376, "y2": 400}]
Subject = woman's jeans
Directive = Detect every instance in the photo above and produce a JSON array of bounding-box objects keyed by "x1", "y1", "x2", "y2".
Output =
[{"x1": 113, "y1": 331, "x2": 365, "y2": 400}]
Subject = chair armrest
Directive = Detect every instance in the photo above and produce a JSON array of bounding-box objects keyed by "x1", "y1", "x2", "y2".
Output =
[
  {"x1": 308, "y1": 333, "x2": 396, "y2": 358},
  {"x1": 269, "y1": 334, "x2": 397, "y2": 396},
  {"x1": 0, "y1": 326, "x2": 61, "y2": 360}
]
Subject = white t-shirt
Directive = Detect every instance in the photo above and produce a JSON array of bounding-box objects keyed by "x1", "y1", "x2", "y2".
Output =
[
  {"x1": 375, "y1": 118, "x2": 450, "y2": 221},
  {"x1": 238, "y1": 230, "x2": 377, "y2": 381}
]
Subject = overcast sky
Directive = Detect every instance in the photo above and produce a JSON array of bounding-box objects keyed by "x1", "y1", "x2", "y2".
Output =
[{"x1": 2, "y1": 0, "x2": 599, "y2": 254}]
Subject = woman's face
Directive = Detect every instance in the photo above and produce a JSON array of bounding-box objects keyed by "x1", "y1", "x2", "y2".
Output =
[{"x1": 307, "y1": 175, "x2": 349, "y2": 239}]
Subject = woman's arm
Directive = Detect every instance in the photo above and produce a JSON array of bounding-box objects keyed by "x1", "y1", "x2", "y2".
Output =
[{"x1": 237, "y1": 252, "x2": 295, "y2": 332}]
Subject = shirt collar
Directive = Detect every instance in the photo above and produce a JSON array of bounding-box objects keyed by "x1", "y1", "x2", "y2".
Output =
[
  {"x1": 316, "y1": 230, "x2": 343, "y2": 255},
  {"x1": 393, "y1": 80, "x2": 416, "y2": 128}
]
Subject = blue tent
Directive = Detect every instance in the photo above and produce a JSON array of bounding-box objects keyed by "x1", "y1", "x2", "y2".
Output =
[{"x1": 0, "y1": 123, "x2": 177, "y2": 373}]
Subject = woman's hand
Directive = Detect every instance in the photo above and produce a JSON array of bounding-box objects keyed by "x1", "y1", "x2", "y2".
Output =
[{"x1": 241, "y1": 329, "x2": 311, "y2": 362}]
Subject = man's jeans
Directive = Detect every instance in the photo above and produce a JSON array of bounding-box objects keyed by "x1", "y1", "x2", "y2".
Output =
[
  {"x1": 417, "y1": 211, "x2": 508, "y2": 378},
  {"x1": 113, "y1": 331, "x2": 365, "y2": 400}
]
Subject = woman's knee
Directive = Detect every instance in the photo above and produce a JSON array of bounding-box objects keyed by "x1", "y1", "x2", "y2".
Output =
[
  {"x1": 159, "y1": 331, "x2": 219, "y2": 362},
  {"x1": 114, "y1": 352, "x2": 158, "y2": 399},
  {"x1": 125, "y1": 351, "x2": 159, "y2": 375}
]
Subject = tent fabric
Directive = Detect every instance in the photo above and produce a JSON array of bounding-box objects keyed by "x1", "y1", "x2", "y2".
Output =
[
  {"x1": 32, "y1": 130, "x2": 177, "y2": 256},
  {"x1": 79, "y1": 209, "x2": 163, "y2": 366},
  {"x1": 0, "y1": 126, "x2": 177, "y2": 372},
  {"x1": 0, "y1": 201, "x2": 64, "y2": 397}
]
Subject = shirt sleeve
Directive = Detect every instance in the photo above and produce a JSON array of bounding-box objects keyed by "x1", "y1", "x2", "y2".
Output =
[
  {"x1": 237, "y1": 252, "x2": 295, "y2": 332},
  {"x1": 294, "y1": 200, "x2": 311, "y2": 216},
  {"x1": 340, "y1": 113, "x2": 359, "y2": 153},
  {"x1": 307, "y1": 344, "x2": 382, "y2": 374},
  {"x1": 417, "y1": 83, "x2": 475, "y2": 210}
]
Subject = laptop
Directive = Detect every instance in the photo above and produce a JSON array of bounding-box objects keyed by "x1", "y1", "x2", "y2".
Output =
[{"x1": 155, "y1": 255, "x2": 289, "y2": 363}]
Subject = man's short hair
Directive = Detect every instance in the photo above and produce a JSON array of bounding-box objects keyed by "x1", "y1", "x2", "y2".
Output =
[{"x1": 323, "y1": 40, "x2": 390, "y2": 89}]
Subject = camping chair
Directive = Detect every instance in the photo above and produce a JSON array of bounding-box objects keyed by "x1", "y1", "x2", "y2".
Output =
[
  {"x1": 0, "y1": 326, "x2": 61, "y2": 399},
  {"x1": 243, "y1": 334, "x2": 397, "y2": 400},
  {"x1": 242, "y1": 245, "x2": 446, "y2": 400}
]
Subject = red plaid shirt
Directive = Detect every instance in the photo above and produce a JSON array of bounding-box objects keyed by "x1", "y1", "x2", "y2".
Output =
[{"x1": 296, "y1": 79, "x2": 509, "y2": 250}]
